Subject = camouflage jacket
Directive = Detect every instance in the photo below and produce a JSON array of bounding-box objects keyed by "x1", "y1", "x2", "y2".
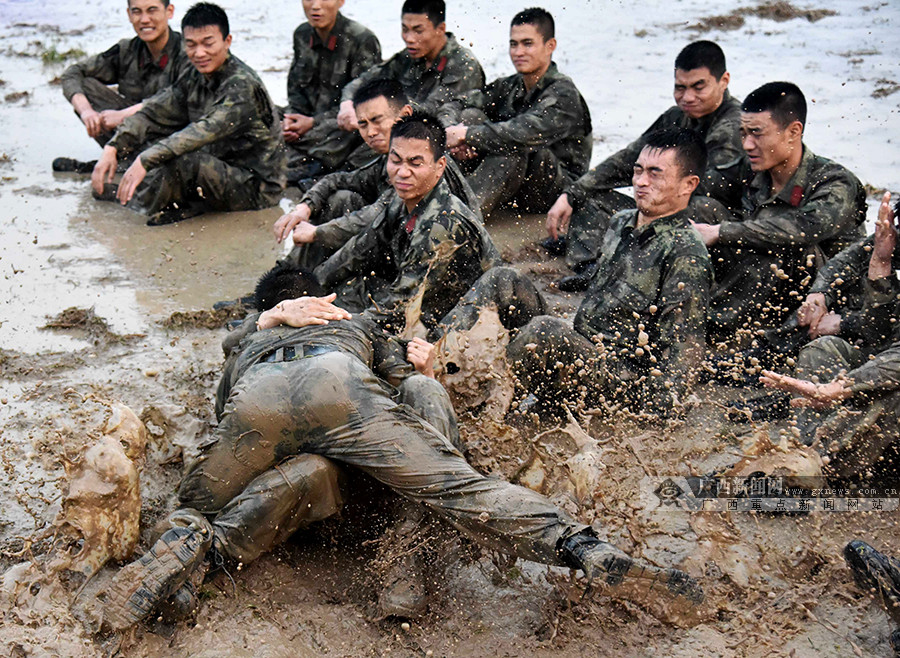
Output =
[
  {"x1": 574, "y1": 207, "x2": 712, "y2": 412},
  {"x1": 61, "y1": 30, "x2": 192, "y2": 105},
  {"x1": 287, "y1": 13, "x2": 381, "y2": 120},
  {"x1": 716, "y1": 146, "x2": 866, "y2": 258},
  {"x1": 108, "y1": 54, "x2": 286, "y2": 199},
  {"x1": 844, "y1": 274, "x2": 900, "y2": 397},
  {"x1": 216, "y1": 314, "x2": 415, "y2": 417},
  {"x1": 315, "y1": 178, "x2": 494, "y2": 332},
  {"x1": 565, "y1": 90, "x2": 742, "y2": 210},
  {"x1": 341, "y1": 34, "x2": 484, "y2": 115},
  {"x1": 439, "y1": 62, "x2": 592, "y2": 180}
]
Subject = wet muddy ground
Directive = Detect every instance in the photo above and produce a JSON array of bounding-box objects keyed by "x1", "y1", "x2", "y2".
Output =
[{"x1": 3, "y1": 1, "x2": 900, "y2": 656}]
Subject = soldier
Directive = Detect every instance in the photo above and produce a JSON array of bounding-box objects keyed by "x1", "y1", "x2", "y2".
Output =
[
  {"x1": 312, "y1": 111, "x2": 497, "y2": 334},
  {"x1": 439, "y1": 8, "x2": 592, "y2": 219},
  {"x1": 90, "y1": 3, "x2": 286, "y2": 226},
  {"x1": 546, "y1": 41, "x2": 741, "y2": 292},
  {"x1": 693, "y1": 81, "x2": 866, "y2": 339},
  {"x1": 843, "y1": 540, "x2": 900, "y2": 654},
  {"x1": 54, "y1": 0, "x2": 192, "y2": 172},
  {"x1": 282, "y1": 0, "x2": 382, "y2": 181},
  {"x1": 338, "y1": 0, "x2": 484, "y2": 128},
  {"x1": 97, "y1": 268, "x2": 704, "y2": 631}
]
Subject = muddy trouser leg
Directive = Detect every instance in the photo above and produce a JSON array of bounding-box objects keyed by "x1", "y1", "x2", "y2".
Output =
[
  {"x1": 397, "y1": 374, "x2": 461, "y2": 451},
  {"x1": 437, "y1": 266, "x2": 547, "y2": 335},
  {"x1": 468, "y1": 153, "x2": 529, "y2": 217},
  {"x1": 517, "y1": 149, "x2": 568, "y2": 214},
  {"x1": 128, "y1": 152, "x2": 264, "y2": 216},
  {"x1": 282, "y1": 190, "x2": 369, "y2": 270},
  {"x1": 564, "y1": 191, "x2": 635, "y2": 270},
  {"x1": 288, "y1": 112, "x2": 366, "y2": 172},
  {"x1": 506, "y1": 315, "x2": 609, "y2": 406},
  {"x1": 78, "y1": 78, "x2": 130, "y2": 146},
  {"x1": 178, "y1": 353, "x2": 589, "y2": 565}
]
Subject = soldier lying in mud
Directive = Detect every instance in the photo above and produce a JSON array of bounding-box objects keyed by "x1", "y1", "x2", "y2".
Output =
[{"x1": 94, "y1": 265, "x2": 704, "y2": 630}]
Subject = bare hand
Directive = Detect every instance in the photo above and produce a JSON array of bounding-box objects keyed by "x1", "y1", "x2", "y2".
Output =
[
  {"x1": 80, "y1": 108, "x2": 104, "y2": 138},
  {"x1": 256, "y1": 293, "x2": 351, "y2": 330},
  {"x1": 283, "y1": 113, "x2": 315, "y2": 142},
  {"x1": 797, "y1": 292, "x2": 827, "y2": 328},
  {"x1": 546, "y1": 193, "x2": 574, "y2": 240},
  {"x1": 117, "y1": 157, "x2": 147, "y2": 205},
  {"x1": 691, "y1": 222, "x2": 721, "y2": 247},
  {"x1": 337, "y1": 100, "x2": 358, "y2": 131},
  {"x1": 273, "y1": 203, "x2": 312, "y2": 242},
  {"x1": 292, "y1": 221, "x2": 317, "y2": 244},
  {"x1": 760, "y1": 370, "x2": 851, "y2": 409},
  {"x1": 406, "y1": 337, "x2": 436, "y2": 378},
  {"x1": 99, "y1": 109, "x2": 126, "y2": 132},
  {"x1": 450, "y1": 144, "x2": 477, "y2": 161},
  {"x1": 808, "y1": 312, "x2": 841, "y2": 339},
  {"x1": 871, "y1": 191, "x2": 897, "y2": 278},
  {"x1": 445, "y1": 124, "x2": 467, "y2": 149},
  {"x1": 91, "y1": 146, "x2": 118, "y2": 196}
]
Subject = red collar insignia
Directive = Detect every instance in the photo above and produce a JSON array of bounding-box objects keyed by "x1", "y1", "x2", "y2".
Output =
[
  {"x1": 436, "y1": 56, "x2": 447, "y2": 72},
  {"x1": 789, "y1": 185, "x2": 803, "y2": 207},
  {"x1": 328, "y1": 35, "x2": 338, "y2": 51},
  {"x1": 405, "y1": 214, "x2": 418, "y2": 234}
]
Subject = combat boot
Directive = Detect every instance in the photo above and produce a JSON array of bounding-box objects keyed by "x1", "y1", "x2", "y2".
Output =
[
  {"x1": 556, "y1": 261, "x2": 598, "y2": 293},
  {"x1": 377, "y1": 551, "x2": 429, "y2": 619},
  {"x1": 844, "y1": 540, "x2": 900, "y2": 627},
  {"x1": 102, "y1": 512, "x2": 213, "y2": 631},
  {"x1": 52, "y1": 157, "x2": 98, "y2": 174}
]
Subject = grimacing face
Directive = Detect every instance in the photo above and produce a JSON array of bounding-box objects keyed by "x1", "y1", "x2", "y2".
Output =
[
  {"x1": 387, "y1": 136, "x2": 446, "y2": 209},
  {"x1": 632, "y1": 146, "x2": 696, "y2": 220},
  {"x1": 401, "y1": 12, "x2": 446, "y2": 61},
  {"x1": 302, "y1": 0, "x2": 344, "y2": 32},
  {"x1": 355, "y1": 96, "x2": 405, "y2": 154},
  {"x1": 508, "y1": 23, "x2": 555, "y2": 76},
  {"x1": 740, "y1": 110, "x2": 800, "y2": 172},
  {"x1": 184, "y1": 24, "x2": 232, "y2": 75},
  {"x1": 127, "y1": 0, "x2": 174, "y2": 44},
  {"x1": 673, "y1": 66, "x2": 729, "y2": 120}
]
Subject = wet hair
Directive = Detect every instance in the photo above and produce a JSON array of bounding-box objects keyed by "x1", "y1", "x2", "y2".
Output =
[
  {"x1": 642, "y1": 128, "x2": 708, "y2": 178},
  {"x1": 401, "y1": 0, "x2": 445, "y2": 26},
  {"x1": 511, "y1": 7, "x2": 555, "y2": 41},
  {"x1": 254, "y1": 263, "x2": 326, "y2": 311},
  {"x1": 352, "y1": 78, "x2": 409, "y2": 112},
  {"x1": 390, "y1": 110, "x2": 446, "y2": 160},
  {"x1": 742, "y1": 81, "x2": 807, "y2": 129},
  {"x1": 182, "y1": 2, "x2": 229, "y2": 38},
  {"x1": 674, "y1": 41, "x2": 726, "y2": 80}
]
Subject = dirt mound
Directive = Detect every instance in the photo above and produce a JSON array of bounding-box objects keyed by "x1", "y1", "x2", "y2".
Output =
[
  {"x1": 690, "y1": 1, "x2": 836, "y2": 32},
  {"x1": 41, "y1": 307, "x2": 125, "y2": 343},
  {"x1": 161, "y1": 307, "x2": 246, "y2": 330}
]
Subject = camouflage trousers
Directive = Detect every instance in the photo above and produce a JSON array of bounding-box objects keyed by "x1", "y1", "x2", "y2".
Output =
[
  {"x1": 282, "y1": 190, "x2": 369, "y2": 271},
  {"x1": 77, "y1": 78, "x2": 131, "y2": 146},
  {"x1": 129, "y1": 152, "x2": 280, "y2": 217},
  {"x1": 794, "y1": 336, "x2": 900, "y2": 478},
  {"x1": 286, "y1": 111, "x2": 374, "y2": 173},
  {"x1": 177, "y1": 351, "x2": 585, "y2": 564}
]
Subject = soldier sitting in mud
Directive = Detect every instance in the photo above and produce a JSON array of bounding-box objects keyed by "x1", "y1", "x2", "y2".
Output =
[
  {"x1": 281, "y1": 0, "x2": 382, "y2": 183},
  {"x1": 54, "y1": 0, "x2": 192, "y2": 173},
  {"x1": 272, "y1": 78, "x2": 484, "y2": 273},
  {"x1": 545, "y1": 40, "x2": 741, "y2": 291},
  {"x1": 96, "y1": 266, "x2": 704, "y2": 632},
  {"x1": 90, "y1": 2, "x2": 285, "y2": 226},
  {"x1": 338, "y1": 0, "x2": 484, "y2": 132},
  {"x1": 755, "y1": 192, "x2": 900, "y2": 480},
  {"x1": 442, "y1": 128, "x2": 712, "y2": 419},
  {"x1": 437, "y1": 8, "x2": 593, "y2": 219},
  {"x1": 691, "y1": 81, "x2": 867, "y2": 342}
]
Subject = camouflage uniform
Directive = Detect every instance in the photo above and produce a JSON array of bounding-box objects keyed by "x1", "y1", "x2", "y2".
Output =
[
  {"x1": 792, "y1": 273, "x2": 900, "y2": 478},
  {"x1": 508, "y1": 207, "x2": 712, "y2": 416},
  {"x1": 437, "y1": 62, "x2": 592, "y2": 216},
  {"x1": 177, "y1": 315, "x2": 587, "y2": 565},
  {"x1": 61, "y1": 30, "x2": 192, "y2": 146},
  {"x1": 563, "y1": 91, "x2": 742, "y2": 269},
  {"x1": 107, "y1": 54, "x2": 286, "y2": 216},
  {"x1": 314, "y1": 178, "x2": 498, "y2": 333},
  {"x1": 285, "y1": 13, "x2": 381, "y2": 172},
  {"x1": 342, "y1": 34, "x2": 484, "y2": 116},
  {"x1": 285, "y1": 156, "x2": 484, "y2": 271},
  {"x1": 706, "y1": 147, "x2": 867, "y2": 338}
]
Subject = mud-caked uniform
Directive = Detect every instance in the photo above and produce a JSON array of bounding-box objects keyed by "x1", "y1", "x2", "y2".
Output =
[
  {"x1": 61, "y1": 30, "x2": 192, "y2": 145},
  {"x1": 342, "y1": 34, "x2": 484, "y2": 117},
  {"x1": 438, "y1": 62, "x2": 592, "y2": 216},
  {"x1": 177, "y1": 315, "x2": 588, "y2": 565},
  {"x1": 314, "y1": 178, "x2": 497, "y2": 334},
  {"x1": 107, "y1": 54, "x2": 286, "y2": 217},
  {"x1": 285, "y1": 13, "x2": 381, "y2": 172},
  {"x1": 791, "y1": 272, "x2": 900, "y2": 478},
  {"x1": 564, "y1": 91, "x2": 742, "y2": 269},
  {"x1": 705, "y1": 147, "x2": 866, "y2": 338},
  {"x1": 508, "y1": 207, "x2": 712, "y2": 416}
]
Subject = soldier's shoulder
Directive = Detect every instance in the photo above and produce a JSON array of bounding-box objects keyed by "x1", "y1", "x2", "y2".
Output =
[
  {"x1": 227, "y1": 56, "x2": 266, "y2": 87},
  {"x1": 293, "y1": 22, "x2": 313, "y2": 42},
  {"x1": 343, "y1": 16, "x2": 379, "y2": 42},
  {"x1": 808, "y1": 151, "x2": 860, "y2": 182},
  {"x1": 668, "y1": 226, "x2": 713, "y2": 261},
  {"x1": 445, "y1": 35, "x2": 481, "y2": 68}
]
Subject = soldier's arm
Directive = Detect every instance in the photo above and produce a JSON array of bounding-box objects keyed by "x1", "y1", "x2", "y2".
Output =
[
  {"x1": 370, "y1": 327, "x2": 417, "y2": 387},
  {"x1": 314, "y1": 209, "x2": 388, "y2": 288},
  {"x1": 808, "y1": 235, "x2": 874, "y2": 307},
  {"x1": 717, "y1": 171, "x2": 864, "y2": 250},
  {"x1": 286, "y1": 27, "x2": 316, "y2": 115},
  {"x1": 302, "y1": 159, "x2": 385, "y2": 216},
  {"x1": 844, "y1": 337, "x2": 900, "y2": 398},
  {"x1": 697, "y1": 119, "x2": 744, "y2": 205},
  {"x1": 106, "y1": 84, "x2": 188, "y2": 156},
  {"x1": 61, "y1": 41, "x2": 124, "y2": 102}
]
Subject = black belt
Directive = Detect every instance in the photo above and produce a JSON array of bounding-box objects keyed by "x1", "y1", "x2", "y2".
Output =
[{"x1": 262, "y1": 344, "x2": 335, "y2": 363}]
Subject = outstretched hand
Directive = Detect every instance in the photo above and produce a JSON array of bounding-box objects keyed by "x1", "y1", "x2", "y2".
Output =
[
  {"x1": 760, "y1": 369, "x2": 851, "y2": 409},
  {"x1": 256, "y1": 293, "x2": 351, "y2": 330},
  {"x1": 871, "y1": 191, "x2": 897, "y2": 277}
]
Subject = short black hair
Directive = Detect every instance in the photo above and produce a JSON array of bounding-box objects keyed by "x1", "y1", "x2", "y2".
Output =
[
  {"x1": 401, "y1": 0, "x2": 445, "y2": 26},
  {"x1": 254, "y1": 263, "x2": 326, "y2": 311},
  {"x1": 352, "y1": 78, "x2": 409, "y2": 112},
  {"x1": 674, "y1": 41, "x2": 726, "y2": 80},
  {"x1": 128, "y1": 0, "x2": 170, "y2": 7},
  {"x1": 511, "y1": 7, "x2": 555, "y2": 41},
  {"x1": 182, "y1": 2, "x2": 229, "y2": 38},
  {"x1": 390, "y1": 110, "x2": 446, "y2": 160},
  {"x1": 742, "y1": 81, "x2": 807, "y2": 129},
  {"x1": 642, "y1": 128, "x2": 708, "y2": 178}
]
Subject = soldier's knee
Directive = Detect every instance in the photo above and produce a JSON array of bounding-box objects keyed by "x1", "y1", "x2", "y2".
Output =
[
  {"x1": 522, "y1": 314, "x2": 565, "y2": 339},
  {"x1": 279, "y1": 453, "x2": 342, "y2": 488}
]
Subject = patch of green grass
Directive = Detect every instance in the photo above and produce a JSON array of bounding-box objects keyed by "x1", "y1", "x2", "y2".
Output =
[{"x1": 40, "y1": 45, "x2": 86, "y2": 65}]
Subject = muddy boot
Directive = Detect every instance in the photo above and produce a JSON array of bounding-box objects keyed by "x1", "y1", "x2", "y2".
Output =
[
  {"x1": 556, "y1": 260, "x2": 598, "y2": 293},
  {"x1": 52, "y1": 157, "x2": 98, "y2": 174},
  {"x1": 377, "y1": 551, "x2": 428, "y2": 619},
  {"x1": 92, "y1": 183, "x2": 119, "y2": 202},
  {"x1": 560, "y1": 532, "x2": 704, "y2": 623},
  {"x1": 102, "y1": 514, "x2": 213, "y2": 631},
  {"x1": 155, "y1": 558, "x2": 210, "y2": 623},
  {"x1": 146, "y1": 203, "x2": 204, "y2": 227},
  {"x1": 844, "y1": 540, "x2": 900, "y2": 628},
  {"x1": 539, "y1": 236, "x2": 567, "y2": 256}
]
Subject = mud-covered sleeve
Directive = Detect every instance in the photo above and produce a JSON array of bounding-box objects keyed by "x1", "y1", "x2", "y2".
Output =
[
  {"x1": 315, "y1": 188, "x2": 391, "y2": 249},
  {"x1": 61, "y1": 41, "x2": 125, "y2": 102},
  {"x1": 847, "y1": 340, "x2": 900, "y2": 397},
  {"x1": 436, "y1": 86, "x2": 488, "y2": 127},
  {"x1": 841, "y1": 274, "x2": 900, "y2": 346},
  {"x1": 809, "y1": 235, "x2": 874, "y2": 306},
  {"x1": 718, "y1": 171, "x2": 863, "y2": 249},
  {"x1": 371, "y1": 331, "x2": 416, "y2": 387},
  {"x1": 302, "y1": 161, "x2": 382, "y2": 216},
  {"x1": 698, "y1": 114, "x2": 744, "y2": 199},
  {"x1": 107, "y1": 84, "x2": 189, "y2": 155}
]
